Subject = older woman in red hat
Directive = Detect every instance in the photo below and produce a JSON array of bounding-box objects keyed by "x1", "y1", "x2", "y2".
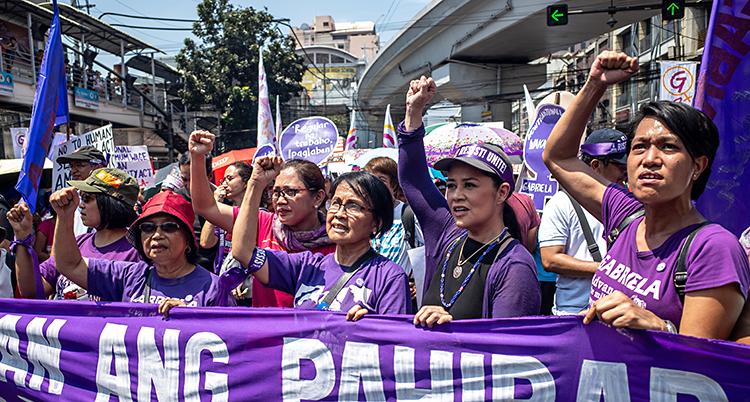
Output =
[{"x1": 51, "y1": 188, "x2": 232, "y2": 316}]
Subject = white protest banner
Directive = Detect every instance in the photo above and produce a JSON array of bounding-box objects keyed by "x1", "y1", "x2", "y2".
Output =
[
  {"x1": 51, "y1": 124, "x2": 114, "y2": 192},
  {"x1": 10, "y1": 128, "x2": 28, "y2": 159},
  {"x1": 660, "y1": 61, "x2": 698, "y2": 103},
  {"x1": 112, "y1": 145, "x2": 154, "y2": 188}
]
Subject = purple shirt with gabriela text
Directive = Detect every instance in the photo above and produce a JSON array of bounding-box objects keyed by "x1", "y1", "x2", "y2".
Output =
[
  {"x1": 265, "y1": 249, "x2": 410, "y2": 314},
  {"x1": 591, "y1": 184, "x2": 750, "y2": 327},
  {"x1": 86, "y1": 259, "x2": 228, "y2": 306},
  {"x1": 40, "y1": 232, "x2": 140, "y2": 300}
]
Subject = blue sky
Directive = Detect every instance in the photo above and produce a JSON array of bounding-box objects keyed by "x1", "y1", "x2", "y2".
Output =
[{"x1": 83, "y1": 0, "x2": 432, "y2": 58}]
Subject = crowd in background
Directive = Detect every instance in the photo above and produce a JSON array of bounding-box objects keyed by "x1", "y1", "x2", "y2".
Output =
[{"x1": 1, "y1": 50, "x2": 749, "y2": 345}]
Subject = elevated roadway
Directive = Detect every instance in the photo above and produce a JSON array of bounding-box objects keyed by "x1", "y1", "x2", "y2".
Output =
[{"x1": 358, "y1": 0, "x2": 661, "y2": 137}]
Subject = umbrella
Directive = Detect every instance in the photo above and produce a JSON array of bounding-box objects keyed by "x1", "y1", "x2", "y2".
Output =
[
  {"x1": 350, "y1": 148, "x2": 399, "y2": 167},
  {"x1": 481, "y1": 124, "x2": 523, "y2": 156},
  {"x1": 423, "y1": 123, "x2": 502, "y2": 167},
  {"x1": 211, "y1": 148, "x2": 257, "y2": 184}
]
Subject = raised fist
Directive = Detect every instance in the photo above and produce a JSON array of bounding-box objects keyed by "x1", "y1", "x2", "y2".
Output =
[
  {"x1": 49, "y1": 187, "x2": 80, "y2": 221},
  {"x1": 251, "y1": 156, "x2": 283, "y2": 188},
  {"x1": 406, "y1": 75, "x2": 438, "y2": 112},
  {"x1": 588, "y1": 51, "x2": 639, "y2": 87},
  {"x1": 189, "y1": 130, "x2": 215, "y2": 156},
  {"x1": 6, "y1": 202, "x2": 33, "y2": 239}
]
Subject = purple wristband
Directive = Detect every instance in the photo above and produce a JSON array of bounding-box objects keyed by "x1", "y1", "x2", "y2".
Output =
[
  {"x1": 249, "y1": 248, "x2": 267, "y2": 274},
  {"x1": 10, "y1": 233, "x2": 45, "y2": 300}
]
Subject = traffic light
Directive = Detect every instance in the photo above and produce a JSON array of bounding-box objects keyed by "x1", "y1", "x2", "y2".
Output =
[
  {"x1": 547, "y1": 4, "x2": 568, "y2": 26},
  {"x1": 662, "y1": 0, "x2": 685, "y2": 20}
]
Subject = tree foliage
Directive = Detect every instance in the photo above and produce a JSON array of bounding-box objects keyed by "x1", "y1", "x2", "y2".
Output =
[{"x1": 176, "y1": 0, "x2": 305, "y2": 147}]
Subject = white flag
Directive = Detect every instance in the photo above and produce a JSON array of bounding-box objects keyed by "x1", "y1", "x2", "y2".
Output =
[
  {"x1": 383, "y1": 104, "x2": 396, "y2": 148},
  {"x1": 660, "y1": 61, "x2": 698, "y2": 103},
  {"x1": 257, "y1": 51, "x2": 276, "y2": 153},
  {"x1": 345, "y1": 109, "x2": 357, "y2": 150}
]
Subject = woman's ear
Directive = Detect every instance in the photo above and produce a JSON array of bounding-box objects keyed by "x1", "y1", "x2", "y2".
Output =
[
  {"x1": 313, "y1": 189, "x2": 326, "y2": 208},
  {"x1": 693, "y1": 155, "x2": 709, "y2": 180},
  {"x1": 495, "y1": 182, "x2": 511, "y2": 206}
]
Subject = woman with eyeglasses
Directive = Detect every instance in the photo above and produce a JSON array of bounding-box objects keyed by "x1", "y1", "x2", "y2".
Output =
[
  {"x1": 398, "y1": 77, "x2": 541, "y2": 328},
  {"x1": 189, "y1": 131, "x2": 336, "y2": 308},
  {"x1": 232, "y1": 156, "x2": 410, "y2": 319},
  {"x1": 7, "y1": 168, "x2": 140, "y2": 300},
  {"x1": 49, "y1": 187, "x2": 231, "y2": 316}
]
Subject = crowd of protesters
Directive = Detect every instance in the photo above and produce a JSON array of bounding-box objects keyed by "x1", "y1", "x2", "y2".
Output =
[{"x1": 2, "y1": 50, "x2": 750, "y2": 343}]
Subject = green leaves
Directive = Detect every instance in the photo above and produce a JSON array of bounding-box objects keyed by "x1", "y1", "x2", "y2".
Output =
[{"x1": 177, "y1": 0, "x2": 305, "y2": 145}]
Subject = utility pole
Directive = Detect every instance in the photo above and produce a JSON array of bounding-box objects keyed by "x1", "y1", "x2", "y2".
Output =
[{"x1": 323, "y1": 60, "x2": 327, "y2": 117}]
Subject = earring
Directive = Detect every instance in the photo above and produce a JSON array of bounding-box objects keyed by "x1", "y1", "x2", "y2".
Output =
[{"x1": 185, "y1": 246, "x2": 192, "y2": 254}]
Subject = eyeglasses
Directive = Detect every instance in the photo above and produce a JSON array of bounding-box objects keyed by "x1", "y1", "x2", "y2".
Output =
[
  {"x1": 271, "y1": 187, "x2": 310, "y2": 200},
  {"x1": 328, "y1": 200, "x2": 371, "y2": 217},
  {"x1": 139, "y1": 222, "x2": 181, "y2": 234},
  {"x1": 80, "y1": 192, "x2": 95, "y2": 204}
]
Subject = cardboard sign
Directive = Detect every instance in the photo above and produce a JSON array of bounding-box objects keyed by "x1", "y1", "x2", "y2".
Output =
[
  {"x1": 111, "y1": 146, "x2": 154, "y2": 188},
  {"x1": 51, "y1": 125, "x2": 113, "y2": 191}
]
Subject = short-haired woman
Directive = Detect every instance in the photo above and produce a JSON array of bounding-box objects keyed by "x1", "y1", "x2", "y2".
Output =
[
  {"x1": 232, "y1": 157, "x2": 410, "y2": 319},
  {"x1": 543, "y1": 51, "x2": 750, "y2": 340},
  {"x1": 8, "y1": 168, "x2": 140, "y2": 300}
]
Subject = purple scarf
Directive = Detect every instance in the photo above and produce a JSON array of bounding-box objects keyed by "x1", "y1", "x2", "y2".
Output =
[{"x1": 272, "y1": 211, "x2": 334, "y2": 252}]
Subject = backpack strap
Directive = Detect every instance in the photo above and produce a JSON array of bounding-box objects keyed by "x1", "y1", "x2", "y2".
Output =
[
  {"x1": 607, "y1": 209, "x2": 645, "y2": 250},
  {"x1": 401, "y1": 204, "x2": 416, "y2": 248},
  {"x1": 317, "y1": 248, "x2": 380, "y2": 311},
  {"x1": 561, "y1": 190, "x2": 602, "y2": 262},
  {"x1": 674, "y1": 222, "x2": 712, "y2": 305}
]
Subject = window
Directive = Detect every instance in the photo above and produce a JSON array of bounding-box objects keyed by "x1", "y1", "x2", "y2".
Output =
[
  {"x1": 332, "y1": 35, "x2": 347, "y2": 40},
  {"x1": 331, "y1": 55, "x2": 345, "y2": 63},
  {"x1": 337, "y1": 44, "x2": 345, "y2": 50},
  {"x1": 315, "y1": 53, "x2": 329, "y2": 65},
  {"x1": 323, "y1": 22, "x2": 329, "y2": 27}
]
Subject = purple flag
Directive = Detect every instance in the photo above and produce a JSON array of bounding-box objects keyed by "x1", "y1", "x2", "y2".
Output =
[
  {"x1": 257, "y1": 51, "x2": 276, "y2": 153},
  {"x1": 15, "y1": 0, "x2": 69, "y2": 213},
  {"x1": 0, "y1": 299, "x2": 749, "y2": 400},
  {"x1": 345, "y1": 109, "x2": 357, "y2": 150},
  {"x1": 693, "y1": 0, "x2": 750, "y2": 237}
]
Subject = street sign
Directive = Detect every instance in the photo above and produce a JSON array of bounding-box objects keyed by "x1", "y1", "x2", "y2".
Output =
[
  {"x1": 662, "y1": 0, "x2": 685, "y2": 20},
  {"x1": 547, "y1": 4, "x2": 568, "y2": 26}
]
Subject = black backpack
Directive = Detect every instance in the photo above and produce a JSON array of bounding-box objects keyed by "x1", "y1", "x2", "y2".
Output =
[
  {"x1": 401, "y1": 204, "x2": 417, "y2": 248},
  {"x1": 608, "y1": 209, "x2": 711, "y2": 304}
]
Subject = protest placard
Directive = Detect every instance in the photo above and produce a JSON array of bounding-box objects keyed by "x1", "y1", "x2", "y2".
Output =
[
  {"x1": 111, "y1": 145, "x2": 154, "y2": 188},
  {"x1": 279, "y1": 117, "x2": 338, "y2": 166},
  {"x1": 51, "y1": 124, "x2": 113, "y2": 192}
]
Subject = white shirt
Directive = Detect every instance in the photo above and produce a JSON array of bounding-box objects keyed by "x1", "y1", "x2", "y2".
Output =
[{"x1": 538, "y1": 191, "x2": 607, "y2": 315}]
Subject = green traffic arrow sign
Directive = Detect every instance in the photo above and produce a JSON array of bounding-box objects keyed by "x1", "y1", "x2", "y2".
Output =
[
  {"x1": 551, "y1": 10, "x2": 564, "y2": 21},
  {"x1": 667, "y1": 3, "x2": 679, "y2": 15}
]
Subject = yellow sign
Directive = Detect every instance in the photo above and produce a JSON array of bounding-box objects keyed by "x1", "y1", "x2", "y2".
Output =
[{"x1": 301, "y1": 67, "x2": 358, "y2": 91}]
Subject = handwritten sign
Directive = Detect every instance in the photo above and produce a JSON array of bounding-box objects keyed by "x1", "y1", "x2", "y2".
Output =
[
  {"x1": 51, "y1": 125, "x2": 113, "y2": 191},
  {"x1": 112, "y1": 146, "x2": 154, "y2": 188}
]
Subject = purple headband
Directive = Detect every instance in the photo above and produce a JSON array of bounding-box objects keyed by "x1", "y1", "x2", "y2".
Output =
[
  {"x1": 579, "y1": 140, "x2": 627, "y2": 156},
  {"x1": 453, "y1": 144, "x2": 514, "y2": 186}
]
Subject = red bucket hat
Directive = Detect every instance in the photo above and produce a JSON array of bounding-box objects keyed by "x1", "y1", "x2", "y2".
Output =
[{"x1": 126, "y1": 190, "x2": 197, "y2": 249}]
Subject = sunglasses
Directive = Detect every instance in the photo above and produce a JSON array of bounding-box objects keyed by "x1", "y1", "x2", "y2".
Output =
[{"x1": 139, "y1": 222, "x2": 181, "y2": 234}]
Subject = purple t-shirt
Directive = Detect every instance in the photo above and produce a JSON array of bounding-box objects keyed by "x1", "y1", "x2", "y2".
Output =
[
  {"x1": 592, "y1": 183, "x2": 750, "y2": 326},
  {"x1": 87, "y1": 259, "x2": 225, "y2": 307},
  {"x1": 397, "y1": 122, "x2": 541, "y2": 318},
  {"x1": 40, "y1": 233, "x2": 140, "y2": 300},
  {"x1": 265, "y1": 249, "x2": 410, "y2": 315}
]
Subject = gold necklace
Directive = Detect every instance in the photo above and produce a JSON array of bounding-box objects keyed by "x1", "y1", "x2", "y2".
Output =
[{"x1": 453, "y1": 230, "x2": 505, "y2": 279}]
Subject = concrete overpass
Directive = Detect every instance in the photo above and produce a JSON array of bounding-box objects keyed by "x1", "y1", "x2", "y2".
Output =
[{"x1": 357, "y1": 0, "x2": 661, "y2": 141}]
